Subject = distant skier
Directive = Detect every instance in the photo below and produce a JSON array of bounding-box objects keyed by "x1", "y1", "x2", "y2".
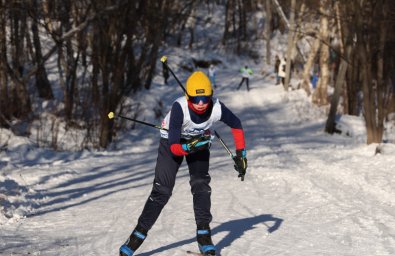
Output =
[
  {"x1": 311, "y1": 71, "x2": 319, "y2": 89},
  {"x1": 274, "y1": 55, "x2": 281, "y2": 85},
  {"x1": 119, "y1": 71, "x2": 247, "y2": 256},
  {"x1": 208, "y1": 64, "x2": 217, "y2": 88},
  {"x1": 237, "y1": 65, "x2": 253, "y2": 91},
  {"x1": 278, "y1": 57, "x2": 286, "y2": 87}
]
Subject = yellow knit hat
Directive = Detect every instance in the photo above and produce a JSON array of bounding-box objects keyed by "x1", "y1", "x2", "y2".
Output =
[{"x1": 186, "y1": 71, "x2": 213, "y2": 97}]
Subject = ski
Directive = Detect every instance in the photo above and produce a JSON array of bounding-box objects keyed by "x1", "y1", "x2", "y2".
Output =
[
  {"x1": 186, "y1": 251, "x2": 203, "y2": 256},
  {"x1": 186, "y1": 251, "x2": 216, "y2": 256}
]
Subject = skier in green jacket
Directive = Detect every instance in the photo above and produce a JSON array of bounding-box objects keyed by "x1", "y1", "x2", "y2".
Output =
[{"x1": 237, "y1": 65, "x2": 253, "y2": 91}]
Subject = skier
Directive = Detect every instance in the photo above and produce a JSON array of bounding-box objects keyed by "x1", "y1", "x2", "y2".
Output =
[
  {"x1": 119, "y1": 71, "x2": 247, "y2": 256},
  {"x1": 274, "y1": 55, "x2": 281, "y2": 85},
  {"x1": 237, "y1": 65, "x2": 253, "y2": 91},
  {"x1": 208, "y1": 64, "x2": 217, "y2": 88},
  {"x1": 311, "y1": 71, "x2": 319, "y2": 89},
  {"x1": 278, "y1": 57, "x2": 286, "y2": 87}
]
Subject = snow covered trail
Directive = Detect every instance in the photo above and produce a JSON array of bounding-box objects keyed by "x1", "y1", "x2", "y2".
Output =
[
  {"x1": 222, "y1": 86, "x2": 395, "y2": 256},
  {"x1": 1, "y1": 80, "x2": 395, "y2": 255}
]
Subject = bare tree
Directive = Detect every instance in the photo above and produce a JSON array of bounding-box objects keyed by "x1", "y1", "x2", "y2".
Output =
[
  {"x1": 337, "y1": 0, "x2": 395, "y2": 144},
  {"x1": 176, "y1": 0, "x2": 198, "y2": 47},
  {"x1": 222, "y1": 0, "x2": 255, "y2": 54},
  {"x1": 283, "y1": 0, "x2": 296, "y2": 91},
  {"x1": 86, "y1": 1, "x2": 173, "y2": 148},
  {"x1": 0, "y1": 1, "x2": 32, "y2": 122},
  {"x1": 30, "y1": 0, "x2": 54, "y2": 100},
  {"x1": 312, "y1": 0, "x2": 330, "y2": 105},
  {"x1": 325, "y1": 45, "x2": 352, "y2": 134},
  {"x1": 222, "y1": 0, "x2": 237, "y2": 46},
  {"x1": 264, "y1": 0, "x2": 272, "y2": 65},
  {"x1": 0, "y1": 0, "x2": 9, "y2": 127}
]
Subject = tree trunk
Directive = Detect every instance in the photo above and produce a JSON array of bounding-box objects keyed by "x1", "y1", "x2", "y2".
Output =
[
  {"x1": 302, "y1": 37, "x2": 320, "y2": 96},
  {"x1": 359, "y1": 46, "x2": 378, "y2": 143},
  {"x1": 265, "y1": 0, "x2": 272, "y2": 65},
  {"x1": 0, "y1": 1, "x2": 9, "y2": 127},
  {"x1": 373, "y1": 1, "x2": 389, "y2": 144},
  {"x1": 237, "y1": 0, "x2": 247, "y2": 40},
  {"x1": 325, "y1": 46, "x2": 352, "y2": 134},
  {"x1": 31, "y1": 0, "x2": 53, "y2": 100},
  {"x1": 222, "y1": 0, "x2": 231, "y2": 45},
  {"x1": 284, "y1": 0, "x2": 296, "y2": 91},
  {"x1": 356, "y1": 1, "x2": 391, "y2": 144},
  {"x1": 347, "y1": 49, "x2": 360, "y2": 115},
  {"x1": 188, "y1": 8, "x2": 196, "y2": 49},
  {"x1": 313, "y1": 0, "x2": 330, "y2": 105},
  {"x1": 59, "y1": 0, "x2": 79, "y2": 122},
  {"x1": 10, "y1": 0, "x2": 26, "y2": 79}
]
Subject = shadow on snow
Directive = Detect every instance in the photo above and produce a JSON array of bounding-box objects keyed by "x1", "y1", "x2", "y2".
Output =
[{"x1": 137, "y1": 214, "x2": 283, "y2": 256}]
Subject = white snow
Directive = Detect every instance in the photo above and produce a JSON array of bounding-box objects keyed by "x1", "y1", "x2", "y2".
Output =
[
  {"x1": 1, "y1": 64, "x2": 395, "y2": 255},
  {"x1": 1, "y1": 3, "x2": 395, "y2": 256}
]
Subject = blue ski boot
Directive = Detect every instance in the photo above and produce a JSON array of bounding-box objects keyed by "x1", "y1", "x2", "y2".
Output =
[
  {"x1": 120, "y1": 226, "x2": 147, "y2": 256},
  {"x1": 196, "y1": 224, "x2": 216, "y2": 256}
]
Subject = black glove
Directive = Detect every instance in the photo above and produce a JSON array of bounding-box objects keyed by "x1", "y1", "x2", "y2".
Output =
[
  {"x1": 233, "y1": 149, "x2": 247, "y2": 181},
  {"x1": 182, "y1": 135, "x2": 213, "y2": 153}
]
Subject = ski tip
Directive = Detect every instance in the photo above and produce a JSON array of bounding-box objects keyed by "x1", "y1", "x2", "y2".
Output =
[
  {"x1": 186, "y1": 251, "x2": 202, "y2": 255},
  {"x1": 186, "y1": 251, "x2": 217, "y2": 256},
  {"x1": 108, "y1": 112, "x2": 115, "y2": 119}
]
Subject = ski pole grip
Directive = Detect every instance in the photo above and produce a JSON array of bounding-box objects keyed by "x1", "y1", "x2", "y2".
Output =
[
  {"x1": 160, "y1": 56, "x2": 167, "y2": 63},
  {"x1": 108, "y1": 112, "x2": 115, "y2": 119}
]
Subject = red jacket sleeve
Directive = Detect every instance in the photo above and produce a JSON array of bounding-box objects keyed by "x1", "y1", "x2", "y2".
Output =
[
  {"x1": 170, "y1": 143, "x2": 188, "y2": 156},
  {"x1": 231, "y1": 128, "x2": 245, "y2": 150}
]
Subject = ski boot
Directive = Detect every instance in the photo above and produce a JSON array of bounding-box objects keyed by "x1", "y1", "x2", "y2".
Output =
[
  {"x1": 196, "y1": 224, "x2": 216, "y2": 256},
  {"x1": 120, "y1": 226, "x2": 147, "y2": 256}
]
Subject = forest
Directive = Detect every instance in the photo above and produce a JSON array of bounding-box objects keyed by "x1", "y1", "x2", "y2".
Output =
[{"x1": 0, "y1": 0, "x2": 394, "y2": 149}]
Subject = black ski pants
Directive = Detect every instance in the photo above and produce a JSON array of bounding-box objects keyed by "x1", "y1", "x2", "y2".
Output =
[
  {"x1": 137, "y1": 138, "x2": 212, "y2": 231},
  {"x1": 237, "y1": 77, "x2": 250, "y2": 91}
]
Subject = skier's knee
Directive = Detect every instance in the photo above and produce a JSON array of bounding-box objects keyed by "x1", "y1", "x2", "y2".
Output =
[
  {"x1": 190, "y1": 175, "x2": 211, "y2": 194},
  {"x1": 150, "y1": 182, "x2": 173, "y2": 205}
]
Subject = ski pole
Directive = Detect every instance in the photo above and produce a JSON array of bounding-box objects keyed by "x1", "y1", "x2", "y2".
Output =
[
  {"x1": 214, "y1": 130, "x2": 245, "y2": 181},
  {"x1": 160, "y1": 56, "x2": 187, "y2": 94},
  {"x1": 214, "y1": 130, "x2": 234, "y2": 158},
  {"x1": 107, "y1": 112, "x2": 167, "y2": 131}
]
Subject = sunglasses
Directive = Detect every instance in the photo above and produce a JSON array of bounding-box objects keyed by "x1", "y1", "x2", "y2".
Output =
[{"x1": 188, "y1": 95, "x2": 212, "y2": 104}]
